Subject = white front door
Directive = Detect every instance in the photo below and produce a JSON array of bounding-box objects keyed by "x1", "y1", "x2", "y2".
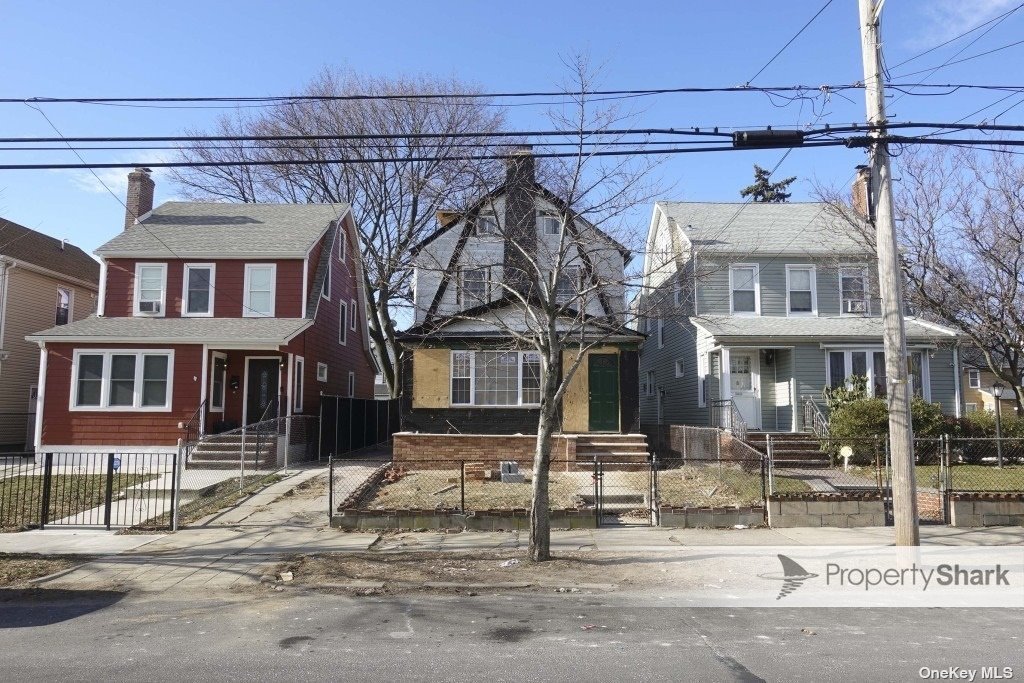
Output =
[{"x1": 729, "y1": 351, "x2": 761, "y2": 429}]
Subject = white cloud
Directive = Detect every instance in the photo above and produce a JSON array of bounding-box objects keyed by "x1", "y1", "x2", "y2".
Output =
[
  {"x1": 60, "y1": 152, "x2": 175, "y2": 201},
  {"x1": 908, "y1": 0, "x2": 1017, "y2": 48}
]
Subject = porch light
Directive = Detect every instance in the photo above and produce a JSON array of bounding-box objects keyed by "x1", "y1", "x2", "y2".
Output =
[{"x1": 992, "y1": 382, "x2": 1005, "y2": 399}]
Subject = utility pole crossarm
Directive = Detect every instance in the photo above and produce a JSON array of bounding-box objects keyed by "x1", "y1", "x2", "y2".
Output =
[{"x1": 859, "y1": 0, "x2": 920, "y2": 545}]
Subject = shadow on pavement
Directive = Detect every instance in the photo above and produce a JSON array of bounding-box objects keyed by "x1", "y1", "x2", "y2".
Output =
[{"x1": 0, "y1": 589, "x2": 126, "y2": 628}]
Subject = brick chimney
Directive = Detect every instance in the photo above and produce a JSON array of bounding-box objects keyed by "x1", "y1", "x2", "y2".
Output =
[
  {"x1": 124, "y1": 167, "x2": 155, "y2": 231},
  {"x1": 502, "y1": 146, "x2": 538, "y2": 296},
  {"x1": 851, "y1": 165, "x2": 872, "y2": 218}
]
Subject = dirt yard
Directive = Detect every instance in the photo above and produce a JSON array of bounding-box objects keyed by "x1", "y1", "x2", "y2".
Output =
[
  {"x1": 657, "y1": 464, "x2": 806, "y2": 506},
  {"x1": 275, "y1": 550, "x2": 669, "y2": 594},
  {"x1": 0, "y1": 554, "x2": 87, "y2": 587},
  {"x1": 364, "y1": 469, "x2": 585, "y2": 510}
]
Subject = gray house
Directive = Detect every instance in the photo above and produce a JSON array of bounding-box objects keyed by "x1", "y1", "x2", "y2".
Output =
[{"x1": 637, "y1": 199, "x2": 963, "y2": 434}]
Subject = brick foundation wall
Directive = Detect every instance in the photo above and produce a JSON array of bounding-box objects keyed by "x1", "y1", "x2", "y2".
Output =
[
  {"x1": 768, "y1": 492, "x2": 887, "y2": 528},
  {"x1": 949, "y1": 493, "x2": 1024, "y2": 527},
  {"x1": 392, "y1": 432, "x2": 576, "y2": 469}
]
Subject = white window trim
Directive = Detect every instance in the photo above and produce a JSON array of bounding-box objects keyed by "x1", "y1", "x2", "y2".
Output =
[
  {"x1": 293, "y1": 356, "x2": 304, "y2": 413},
  {"x1": 785, "y1": 264, "x2": 817, "y2": 317},
  {"x1": 966, "y1": 402, "x2": 978, "y2": 413},
  {"x1": 339, "y1": 300, "x2": 348, "y2": 345},
  {"x1": 56, "y1": 287, "x2": 73, "y2": 325},
  {"x1": 675, "y1": 359, "x2": 685, "y2": 378},
  {"x1": 317, "y1": 362, "x2": 328, "y2": 383},
  {"x1": 673, "y1": 281, "x2": 682, "y2": 307},
  {"x1": 322, "y1": 257, "x2": 332, "y2": 301},
  {"x1": 967, "y1": 369, "x2": 981, "y2": 389},
  {"x1": 133, "y1": 263, "x2": 167, "y2": 317},
  {"x1": 350, "y1": 298, "x2": 358, "y2": 331},
  {"x1": 657, "y1": 319, "x2": 665, "y2": 349},
  {"x1": 644, "y1": 370, "x2": 656, "y2": 397},
  {"x1": 182, "y1": 263, "x2": 216, "y2": 317},
  {"x1": 347, "y1": 371, "x2": 355, "y2": 398},
  {"x1": 69, "y1": 349, "x2": 175, "y2": 412},
  {"x1": 839, "y1": 264, "x2": 870, "y2": 316},
  {"x1": 728, "y1": 264, "x2": 760, "y2": 316},
  {"x1": 209, "y1": 351, "x2": 227, "y2": 413},
  {"x1": 825, "y1": 347, "x2": 931, "y2": 401},
  {"x1": 459, "y1": 266, "x2": 490, "y2": 307},
  {"x1": 475, "y1": 212, "x2": 499, "y2": 237},
  {"x1": 448, "y1": 350, "x2": 542, "y2": 408},
  {"x1": 338, "y1": 227, "x2": 346, "y2": 262},
  {"x1": 243, "y1": 263, "x2": 276, "y2": 318},
  {"x1": 538, "y1": 212, "x2": 561, "y2": 235},
  {"x1": 697, "y1": 353, "x2": 708, "y2": 407}
]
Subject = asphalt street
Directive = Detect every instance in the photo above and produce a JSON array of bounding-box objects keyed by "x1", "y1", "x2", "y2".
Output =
[{"x1": 1, "y1": 587, "x2": 1022, "y2": 682}]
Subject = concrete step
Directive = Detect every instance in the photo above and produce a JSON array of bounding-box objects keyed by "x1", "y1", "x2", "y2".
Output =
[{"x1": 773, "y1": 459, "x2": 832, "y2": 469}]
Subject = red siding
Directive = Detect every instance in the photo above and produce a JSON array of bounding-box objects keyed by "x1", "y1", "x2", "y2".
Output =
[
  {"x1": 41, "y1": 342, "x2": 202, "y2": 447},
  {"x1": 104, "y1": 258, "x2": 304, "y2": 318}
]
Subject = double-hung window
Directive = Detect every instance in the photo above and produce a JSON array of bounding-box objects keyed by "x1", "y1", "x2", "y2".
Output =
[
  {"x1": 840, "y1": 266, "x2": 868, "y2": 315},
  {"x1": 55, "y1": 288, "x2": 71, "y2": 325},
  {"x1": 644, "y1": 370, "x2": 656, "y2": 397},
  {"x1": 729, "y1": 265, "x2": 759, "y2": 315},
  {"x1": 786, "y1": 265, "x2": 816, "y2": 316},
  {"x1": 293, "y1": 357, "x2": 304, "y2": 412},
  {"x1": 339, "y1": 301, "x2": 348, "y2": 345},
  {"x1": 459, "y1": 267, "x2": 489, "y2": 307},
  {"x1": 827, "y1": 349, "x2": 928, "y2": 400},
  {"x1": 449, "y1": 350, "x2": 542, "y2": 407},
  {"x1": 555, "y1": 266, "x2": 580, "y2": 305},
  {"x1": 134, "y1": 263, "x2": 167, "y2": 316},
  {"x1": 475, "y1": 212, "x2": 498, "y2": 236},
  {"x1": 243, "y1": 264, "x2": 276, "y2": 317},
  {"x1": 210, "y1": 354, "x2": 227, "y2": 412},
  {"x1": 72, "y1": 350, "x2": 173, "y2": 410},
  {"x1": 538, "y1": 213, "x2": 561, "y2": 235},
  {"x1": 967, "y1": 369, "x2": 981, "y2": 389},
  {"x1": 183, "y1": 264, "x2": 214, "y2": 316}
]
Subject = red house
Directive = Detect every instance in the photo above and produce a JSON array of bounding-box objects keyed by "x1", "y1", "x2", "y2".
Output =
[{"x1": 28, "y1": 168, "x2": 376, "y2": 455}]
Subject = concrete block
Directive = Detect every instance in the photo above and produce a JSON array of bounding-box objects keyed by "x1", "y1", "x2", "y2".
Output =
[
  {"x1": 846, "y1": 513, "x2": 880, "y2": 527},
  {"x1": 773, "y1": 513, "x2": 823, "y2": 528},
  {"x1": 768, "y1": 501, "x2": 782, "y2": 517},
  {"x1": 780, "y1": 501, "x2": 808, "y2": 515},
  {"x1": 806, "y1": 501, "x2": 834, "y2": 515},
  {"x1": 981, "y1": 514, "x2": 1011, "y2": 526},
  {"x1": 834, "y1": 500, "x2": 861, "y2": 514},
  {"x1": 687, "y1": 511, "x2": 714, "y2": 528}
]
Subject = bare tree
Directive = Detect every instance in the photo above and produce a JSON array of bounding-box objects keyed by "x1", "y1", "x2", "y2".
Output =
[
  {"x1": 410, "y1": 56, "x2": 663, "y2": 560},
  {"x1": 818, "y1": 146, "x2": 1024, "y2": 411},
  {"x1": 172, "y1": 70, "x2": 509, "y2": 396}
]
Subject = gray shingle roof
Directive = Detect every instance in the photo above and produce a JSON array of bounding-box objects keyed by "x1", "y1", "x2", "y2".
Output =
[
  {"x1": 95, "y1": 202, "x2": 348, "y2": 257},
  {"x1": 27, "y1": 315, "x2": 311, "y2": 344},
  {"x1": 694, "y1": 315, "x2": 959, "y2": 342},
  {"x1": 0, "y1": 217, "x2": 100, "y2": 285},
  {"x1": 657, "y1": 201, "x2": 868, "y2": 255}
]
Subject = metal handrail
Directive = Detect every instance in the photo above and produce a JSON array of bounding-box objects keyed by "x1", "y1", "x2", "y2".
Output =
[
  {"x1": 181, "y1": 399, "x2": 207, "y2": 463},
  {"x1": 802, "y1": 397, "x2": 830, "y2": 439},
  {"x1": 710, "y1": 398, "x2": 748, "y2": 442}
]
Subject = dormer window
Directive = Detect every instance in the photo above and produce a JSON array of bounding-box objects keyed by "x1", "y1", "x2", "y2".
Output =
[
  {"x1": 475, "y1": 212, "x2": 498, "y2": 236},
  {"x1": 243, "y1": 264, "x2": 276, "y2": 318},
  {"x1": 134, "y1": 263, "x2": 167, "y2": 317},
  {"x1": 729, "y1": 264, "x2": 759, "y2": 315},
  {"x1": 539, "y1": 213, "x2": 561, "y2": 235},
  {"x1": 555, "y1": 266, "x2": 581, "y2": 305}
]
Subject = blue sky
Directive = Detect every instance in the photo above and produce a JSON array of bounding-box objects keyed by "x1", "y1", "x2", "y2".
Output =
[{"x1": 1, "y1": 0, "x2": 1022, "y2": 256}]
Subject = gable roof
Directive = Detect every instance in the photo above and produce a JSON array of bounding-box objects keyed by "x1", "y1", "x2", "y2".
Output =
[
  {"x1": 410, "y1": 182, "x2": 631, "y2": 262},
  {"x1": 0, "y1": 217, "x2": 100, "y2": 286},
  {"x1": 655, "y1": 201, "x2": 868, "y2": 256},
  {"x1": 95, "y1": 202, "x2": 348, "y2": 258}
]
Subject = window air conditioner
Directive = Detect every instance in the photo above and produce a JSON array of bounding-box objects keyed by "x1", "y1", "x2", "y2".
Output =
[
  {"x1": 140, "y1": 301, "x2": 161, "y2": 313},
  {"x1": 845, "y1": 299, "x2": 867, "y2": 314}
]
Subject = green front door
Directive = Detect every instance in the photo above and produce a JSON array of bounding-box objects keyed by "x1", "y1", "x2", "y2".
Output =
[{"x1": 588, "y1": 354, "x2": 620, "y2": 432}]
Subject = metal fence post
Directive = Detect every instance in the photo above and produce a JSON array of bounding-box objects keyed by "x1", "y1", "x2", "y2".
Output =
[
  {"x1": 328, "y1": 456, "x2": 334, "y2": 522},
  {"x1": 318, "y1": 404, "x2": 324, "y2": 461},
  {"x1": 39, "y1": 452, "x2": 53, "y2": 529},
  {"x1": 766, "y1": 435, "x2": 775, "y2": 495},
  {"x1": 460, "y1": 461, "x2": 466, "y2": 513},
  {"x1": 239, "y1": 425, "x2": 246, "y2": 494},
  {"x1": 284, "y1": 417, "x2": 291, "y2": 475},
  {"x1": 171, "y1": 440, "x2": 182, "y2": 531},
  {"x1": 103, "y1": 453, "x2": 115, "y2": 530}
]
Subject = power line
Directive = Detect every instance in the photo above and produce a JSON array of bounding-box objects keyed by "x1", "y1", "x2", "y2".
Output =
[
  {"x1": 886, "y1": 2, "x2": 1024, "y2": 71},
  {"x1": 747, "y1": 0, "x2": 837, "y2": 85},
  {"x1": 892, "y1": 38, "x2": 1024, "y2": 80}
]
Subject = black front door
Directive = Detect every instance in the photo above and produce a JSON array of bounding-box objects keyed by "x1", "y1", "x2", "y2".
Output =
[{"x1": 246, "y1": 359, "x2": 280, "y2": 425}]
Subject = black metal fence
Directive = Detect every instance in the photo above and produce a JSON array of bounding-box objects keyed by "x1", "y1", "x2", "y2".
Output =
[
  {"x1": 319, "y1": 396, "x2": 400, "y2": 458},
  {"x1": 0, "y1": 451, "x2": 177, "y2": 531}
]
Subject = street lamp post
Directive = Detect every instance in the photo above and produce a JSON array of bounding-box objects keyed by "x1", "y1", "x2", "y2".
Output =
[{"x1": 992, "y1": 383, "x2": 1005, "y2": 468}]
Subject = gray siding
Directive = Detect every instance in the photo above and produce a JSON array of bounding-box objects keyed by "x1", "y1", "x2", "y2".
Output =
[
  {"x1": 638, "y1": 317, "x2": 704, "y2": 428},
  {"x1": 929, "y1": 346, "x2": 958, "y2": 414},
  {"x1": 759, "y1": 350, "x2": 778, "y2": 431}
]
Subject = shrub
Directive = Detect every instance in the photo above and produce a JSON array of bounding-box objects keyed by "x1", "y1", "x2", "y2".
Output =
[{"x1": 826, "y1": 396, "x2": 947, "y2": 464}]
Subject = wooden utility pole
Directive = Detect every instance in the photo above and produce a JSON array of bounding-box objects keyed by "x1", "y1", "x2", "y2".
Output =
[{"x1": 859, "y1": 0, "x2": 919, "y2": 545}]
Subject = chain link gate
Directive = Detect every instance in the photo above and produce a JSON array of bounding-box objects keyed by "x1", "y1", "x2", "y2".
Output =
[{"x1": 592, "y1": 456, "x2": 656, "y2": 527}]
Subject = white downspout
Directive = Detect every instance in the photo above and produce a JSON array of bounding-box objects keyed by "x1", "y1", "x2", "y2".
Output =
[
  {"x1": 952, "y1": 345, "x2": 962, "y2": 418},
  {"x1": 34, "y1": 343, "x2": 47, "y2": 455},
  {"x1": 97, "y1": 257, "x2": 107, "y2": 316}
]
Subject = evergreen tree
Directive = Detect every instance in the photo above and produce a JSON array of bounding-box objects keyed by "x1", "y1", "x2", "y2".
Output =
[{"x1": 740, "y1": 164, "x2": 796, "y2": 202}]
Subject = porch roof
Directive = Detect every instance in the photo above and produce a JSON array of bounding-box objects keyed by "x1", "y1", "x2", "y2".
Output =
[
  {"x1": 26, "y1": 315, "x2": 312, "y2": 345},
  {"x1": 693, "y1": 315, "x2": 959, "y2": 344}
]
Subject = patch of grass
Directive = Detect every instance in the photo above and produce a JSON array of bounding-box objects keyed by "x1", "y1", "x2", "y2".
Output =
[
  {"x1": 916, "y1": 464, "x2": 1024, "y2": 492},
  {"x1": 124, "y1": 473, "x2": 284, "y2": 531},
  {"x1": 365, "y1": 469, "x2": 584, "y2": 511},
  {"x1": 0, "y1": 553, "x2": 90, "y2": 586},
  {"x1": 1, "y1": 474, "x2": 156, "y2": 532},
  {"x1": 658, "y1": 464, "x2": 805, "y2": 506}
]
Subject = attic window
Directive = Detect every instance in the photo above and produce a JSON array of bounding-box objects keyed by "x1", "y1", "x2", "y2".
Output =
[
  {"x1": 538, "y1": 213, "x2": 561, "y2": 235},
  {"x1": 475, "y1": 212, "x2": 498, "y2": 236}
]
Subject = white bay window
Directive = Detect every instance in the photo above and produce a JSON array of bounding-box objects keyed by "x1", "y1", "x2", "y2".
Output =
[
  {"x1": 450, "y1": 350, "x2": 542, "y2": 407},
  {"x1": 72, "y1": 350, "x2": 174, "y2": 411},
  {"x1": 826, "y1": 348, "x2": 929, "y2": 400}
]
